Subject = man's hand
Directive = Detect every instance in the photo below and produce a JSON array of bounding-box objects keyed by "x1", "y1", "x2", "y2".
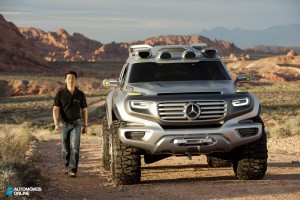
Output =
[
  {"x1": 82, "y1": 126, "x2": 87, "y2": 134},
  {"x1": 55, "y1": 124, "x2": 61, "y2": 131}
]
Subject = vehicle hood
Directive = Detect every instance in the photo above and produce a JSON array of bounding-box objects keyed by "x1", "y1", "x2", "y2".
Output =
[{"x1": 127, "y1": 81, "x2": 236, "y2": 95}]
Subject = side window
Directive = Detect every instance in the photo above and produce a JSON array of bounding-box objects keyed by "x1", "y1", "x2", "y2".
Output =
[{"x1": 119, "y1": 64, "x2": 128, "y2": 89}]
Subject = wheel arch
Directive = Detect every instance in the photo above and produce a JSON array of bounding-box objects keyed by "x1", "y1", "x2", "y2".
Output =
[{"x1": 105, "y1": 90, "x2": 116, "y2": 128}]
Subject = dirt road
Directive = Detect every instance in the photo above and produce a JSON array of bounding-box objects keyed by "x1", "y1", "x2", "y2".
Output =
[{"x1": 32, "y1": 133, "x2": 300, "y2": 200}]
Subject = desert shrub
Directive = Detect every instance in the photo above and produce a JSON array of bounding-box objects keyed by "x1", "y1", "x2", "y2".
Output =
[
  {"x1": 0, "y1": 124, "x2": 42, "y2": 199},
  {"x1": 267, "y1": 117, "x2": 300, "y2": 138},
  {"x1": 282, "y1": 118, "x2": 300, "y2": 136},
  {"x1": 0, "y1": 164, "x2": 21, "y2": 200},
  {"x1": 0, "y1": 125, "x2": 31, "y2": 164}
]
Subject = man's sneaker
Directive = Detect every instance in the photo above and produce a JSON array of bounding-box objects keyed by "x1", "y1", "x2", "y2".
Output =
[{"x1": 69, "y1": 172, "x2": 76, "y2": 178}]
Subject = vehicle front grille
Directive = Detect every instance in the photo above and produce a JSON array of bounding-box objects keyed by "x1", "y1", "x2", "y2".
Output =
[{"x1": 158, "y1": 101, "x2": 226, "y2": 121}]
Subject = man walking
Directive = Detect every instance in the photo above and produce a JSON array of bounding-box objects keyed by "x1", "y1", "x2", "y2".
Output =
[{"x1": 53, "y1": 71, "x2": 88, "y2": 178}]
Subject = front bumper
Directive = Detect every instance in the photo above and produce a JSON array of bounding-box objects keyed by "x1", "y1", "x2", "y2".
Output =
[{"x1": 119, "y1": 120, "x2": 262, "y2": 154}]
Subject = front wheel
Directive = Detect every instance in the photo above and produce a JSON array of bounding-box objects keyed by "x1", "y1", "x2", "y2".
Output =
[
  {"x1": 101, "y1": 116, "x2": 110, "y2": 170},
  {"x1": 233, "y1": 117, "x2": 268, "y2": 180},
  {"x1": 110, "y1": 120, "x2": 141, "y2": 185}
]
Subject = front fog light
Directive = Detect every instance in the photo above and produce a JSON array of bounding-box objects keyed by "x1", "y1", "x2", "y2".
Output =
[
  {"x1": 232, "y1": 98, "x2": 250, "y2": 107},
  {"x1": 129, "y1": 101, "x2": 151, "y2": 109}
]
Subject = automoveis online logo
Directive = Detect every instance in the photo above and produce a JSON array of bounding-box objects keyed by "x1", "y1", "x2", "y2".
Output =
[{"x1": 5, "y1": 186, "x2": 42, "y2": 196}]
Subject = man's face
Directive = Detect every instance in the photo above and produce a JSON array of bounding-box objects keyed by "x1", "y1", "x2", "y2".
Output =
[{"x1": 65, "y1": 74, "x2": 76, "y2": 88}]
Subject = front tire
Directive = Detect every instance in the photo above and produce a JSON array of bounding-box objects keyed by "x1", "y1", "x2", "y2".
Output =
[
  {"x1": 233, "y1": 117, "x2": 268, "y2": 180},
  {"x1": 101, "y1": 116, "x2": 110, "y2": 170},
  {"x1": 110, "y1": 120, "x2": 141, "y2": 185}
]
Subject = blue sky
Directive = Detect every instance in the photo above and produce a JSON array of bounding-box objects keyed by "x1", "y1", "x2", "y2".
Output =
[{"x1": 0, "y1": 0, "x2": 299, "y2": 43}]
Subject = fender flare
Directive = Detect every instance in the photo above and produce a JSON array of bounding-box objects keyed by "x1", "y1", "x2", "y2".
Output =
[{"x1": 105, "y1": 90, "x2": 115, "y2": 128}]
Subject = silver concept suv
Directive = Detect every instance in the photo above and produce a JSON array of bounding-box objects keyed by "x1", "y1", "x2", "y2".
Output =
[{"x1": 101, "y1": 44, "x2": 268, "y2": 185}]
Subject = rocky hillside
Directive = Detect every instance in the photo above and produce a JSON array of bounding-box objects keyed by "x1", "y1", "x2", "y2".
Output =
[
  {"x1": 141, "y1": 35, "x2": 244, "y2": 56},
  {"x1": 227, "y1": 54, "x2": 300, "y2": 81},
  {"x1": 0, "y1": 14, "x2": 50, "y2": 73},
  {"x1": 19, "y1": 28, "x2": 245, "y2": 62}
]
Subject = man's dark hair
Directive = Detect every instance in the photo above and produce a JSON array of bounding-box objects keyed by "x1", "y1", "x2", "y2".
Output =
[{"x1": 65, "y1": 71, "x2": 77, "y2": 79}]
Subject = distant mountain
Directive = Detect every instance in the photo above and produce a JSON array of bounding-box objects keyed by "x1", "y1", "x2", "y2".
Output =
[
  {"x1": 199, "y1": 24, "x2": 300, "y2": 49},
  {"x1": 19, "y1": 28, "x2": 245, "y2": 62}
]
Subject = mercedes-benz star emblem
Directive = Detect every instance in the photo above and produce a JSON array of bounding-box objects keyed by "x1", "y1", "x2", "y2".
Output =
[{"x1": 184, "y1": 103, "x2": 201, "y2": 120}]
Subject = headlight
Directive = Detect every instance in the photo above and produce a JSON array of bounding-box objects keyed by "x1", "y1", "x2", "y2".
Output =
[
  {"x1": 232, "y1": 97, "x2": 250, "y2": 107},
  {"x1": 129, "y1": 101, "x2": 151, "y2": 109}
]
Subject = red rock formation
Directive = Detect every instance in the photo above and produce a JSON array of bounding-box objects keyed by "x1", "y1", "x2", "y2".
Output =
[
  {"x1": 20, "y1": 28, "x2": 103, "y2": 62},
  {"x1": 0, "y1": 14, "x2": 50, "y2": 72},
  {"x1": 141, "y1": 35, "x2": 244, "y2": 56},
  {"x1": 287, "y1": 50, "x2": 298, "y2": 57},
  {"x1": 20, "y1": 28, "x2": 245, "y2": 61}
]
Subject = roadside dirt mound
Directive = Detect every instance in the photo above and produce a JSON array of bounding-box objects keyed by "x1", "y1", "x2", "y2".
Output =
[{"x1": 0, "y1": 14, "x2": 50, "y2": 73}]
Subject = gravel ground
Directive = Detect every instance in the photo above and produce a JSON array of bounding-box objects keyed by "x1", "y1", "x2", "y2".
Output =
[{"x1": 33, "y1": 134, "x2": 300, "y2": 200}]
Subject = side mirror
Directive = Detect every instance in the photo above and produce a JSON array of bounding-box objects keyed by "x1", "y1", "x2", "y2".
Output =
[
  {"x1": 235, "y1": 75, "x2": 251, "y2": 84},
  {"x1": 103, "y1": 79, "x2": 119, "y2": 87}
]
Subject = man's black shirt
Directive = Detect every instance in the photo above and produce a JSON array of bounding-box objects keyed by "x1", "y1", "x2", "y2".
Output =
[{"x1": 53, "y1": 87, "x2": 87, "y2": 122}]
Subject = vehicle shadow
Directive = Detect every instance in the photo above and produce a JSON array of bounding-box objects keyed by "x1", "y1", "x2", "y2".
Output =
[
  {"x1": 141, "y1": 175, "x2": 236, "y2": 184},
  {"x1": 140, "y1": 161, "x2": 300, "y2": 184},
  {"x1": 268, "y1": 162, "x2": 300, "y2": 168}
]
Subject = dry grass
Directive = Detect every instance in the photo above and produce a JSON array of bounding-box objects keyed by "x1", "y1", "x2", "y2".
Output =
[
  {"x1": 267, "y1": 117, "x2": 300, "y2": 138},
  {"x1": 250, "y1": 82, "x2": 300, "y2": 138},
  {"x1": 0, "y1": 124, "x2": 47, "y2": 198},
  {"x1": 0, "y1": 124, "x2": 31, "y2": 197},
  {"x1": 0, "y1": 125, "x2": 31, "y2": 164}
]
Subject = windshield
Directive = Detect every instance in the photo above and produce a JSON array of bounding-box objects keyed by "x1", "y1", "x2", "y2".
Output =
[{"x1": 128, "y1": 61, "x2": 231, "y2": 83}]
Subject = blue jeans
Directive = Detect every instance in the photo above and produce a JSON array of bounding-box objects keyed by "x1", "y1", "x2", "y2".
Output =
[{"x1": 60, "y1": 123, "x2": 81, "y2": 173}]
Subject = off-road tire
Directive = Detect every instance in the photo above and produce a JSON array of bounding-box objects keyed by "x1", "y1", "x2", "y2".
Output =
[
  {"x1": 101, "y1": 116, "x2": 110, "y2": 170},
  {"x1": 110, "y1": 120, "x2": 141, "y2": 185},
  {"x1": 233, "y1": 116, "x2": 268, "y2": 180},
  {"x1": 207, "y1": 156, "x2": 232, "y2": 168}
]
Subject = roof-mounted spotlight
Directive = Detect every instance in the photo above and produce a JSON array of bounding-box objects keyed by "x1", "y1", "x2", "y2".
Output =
[
  {"x1": 158, "y1": 51, "x2": 173, "y2": 60},
  {"x1": 137, "y1": 51, "x2": 152, "y2": 59},
  {"x1": 201, "y1": 48, "x2": 217, "y2": 58},
  {"x1": 182, "y1": 50, "x2": 197, "y2": 60}
]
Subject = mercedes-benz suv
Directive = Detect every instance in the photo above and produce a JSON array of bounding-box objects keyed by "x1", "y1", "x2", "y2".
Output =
[{"x1": 101, "y1": 44, "x2": 268, "y2": 185}]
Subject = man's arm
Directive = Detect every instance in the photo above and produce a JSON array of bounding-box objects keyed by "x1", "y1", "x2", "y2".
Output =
[
  {"x1": 82, "y1": 108, "x2": 88, "y2": 134},
  {"x1": 53, "y1": 106, "x2": 61, "y2": 131},
  {"x1": 82, "y1": 108, "x2": 88, "y2": 126}
]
